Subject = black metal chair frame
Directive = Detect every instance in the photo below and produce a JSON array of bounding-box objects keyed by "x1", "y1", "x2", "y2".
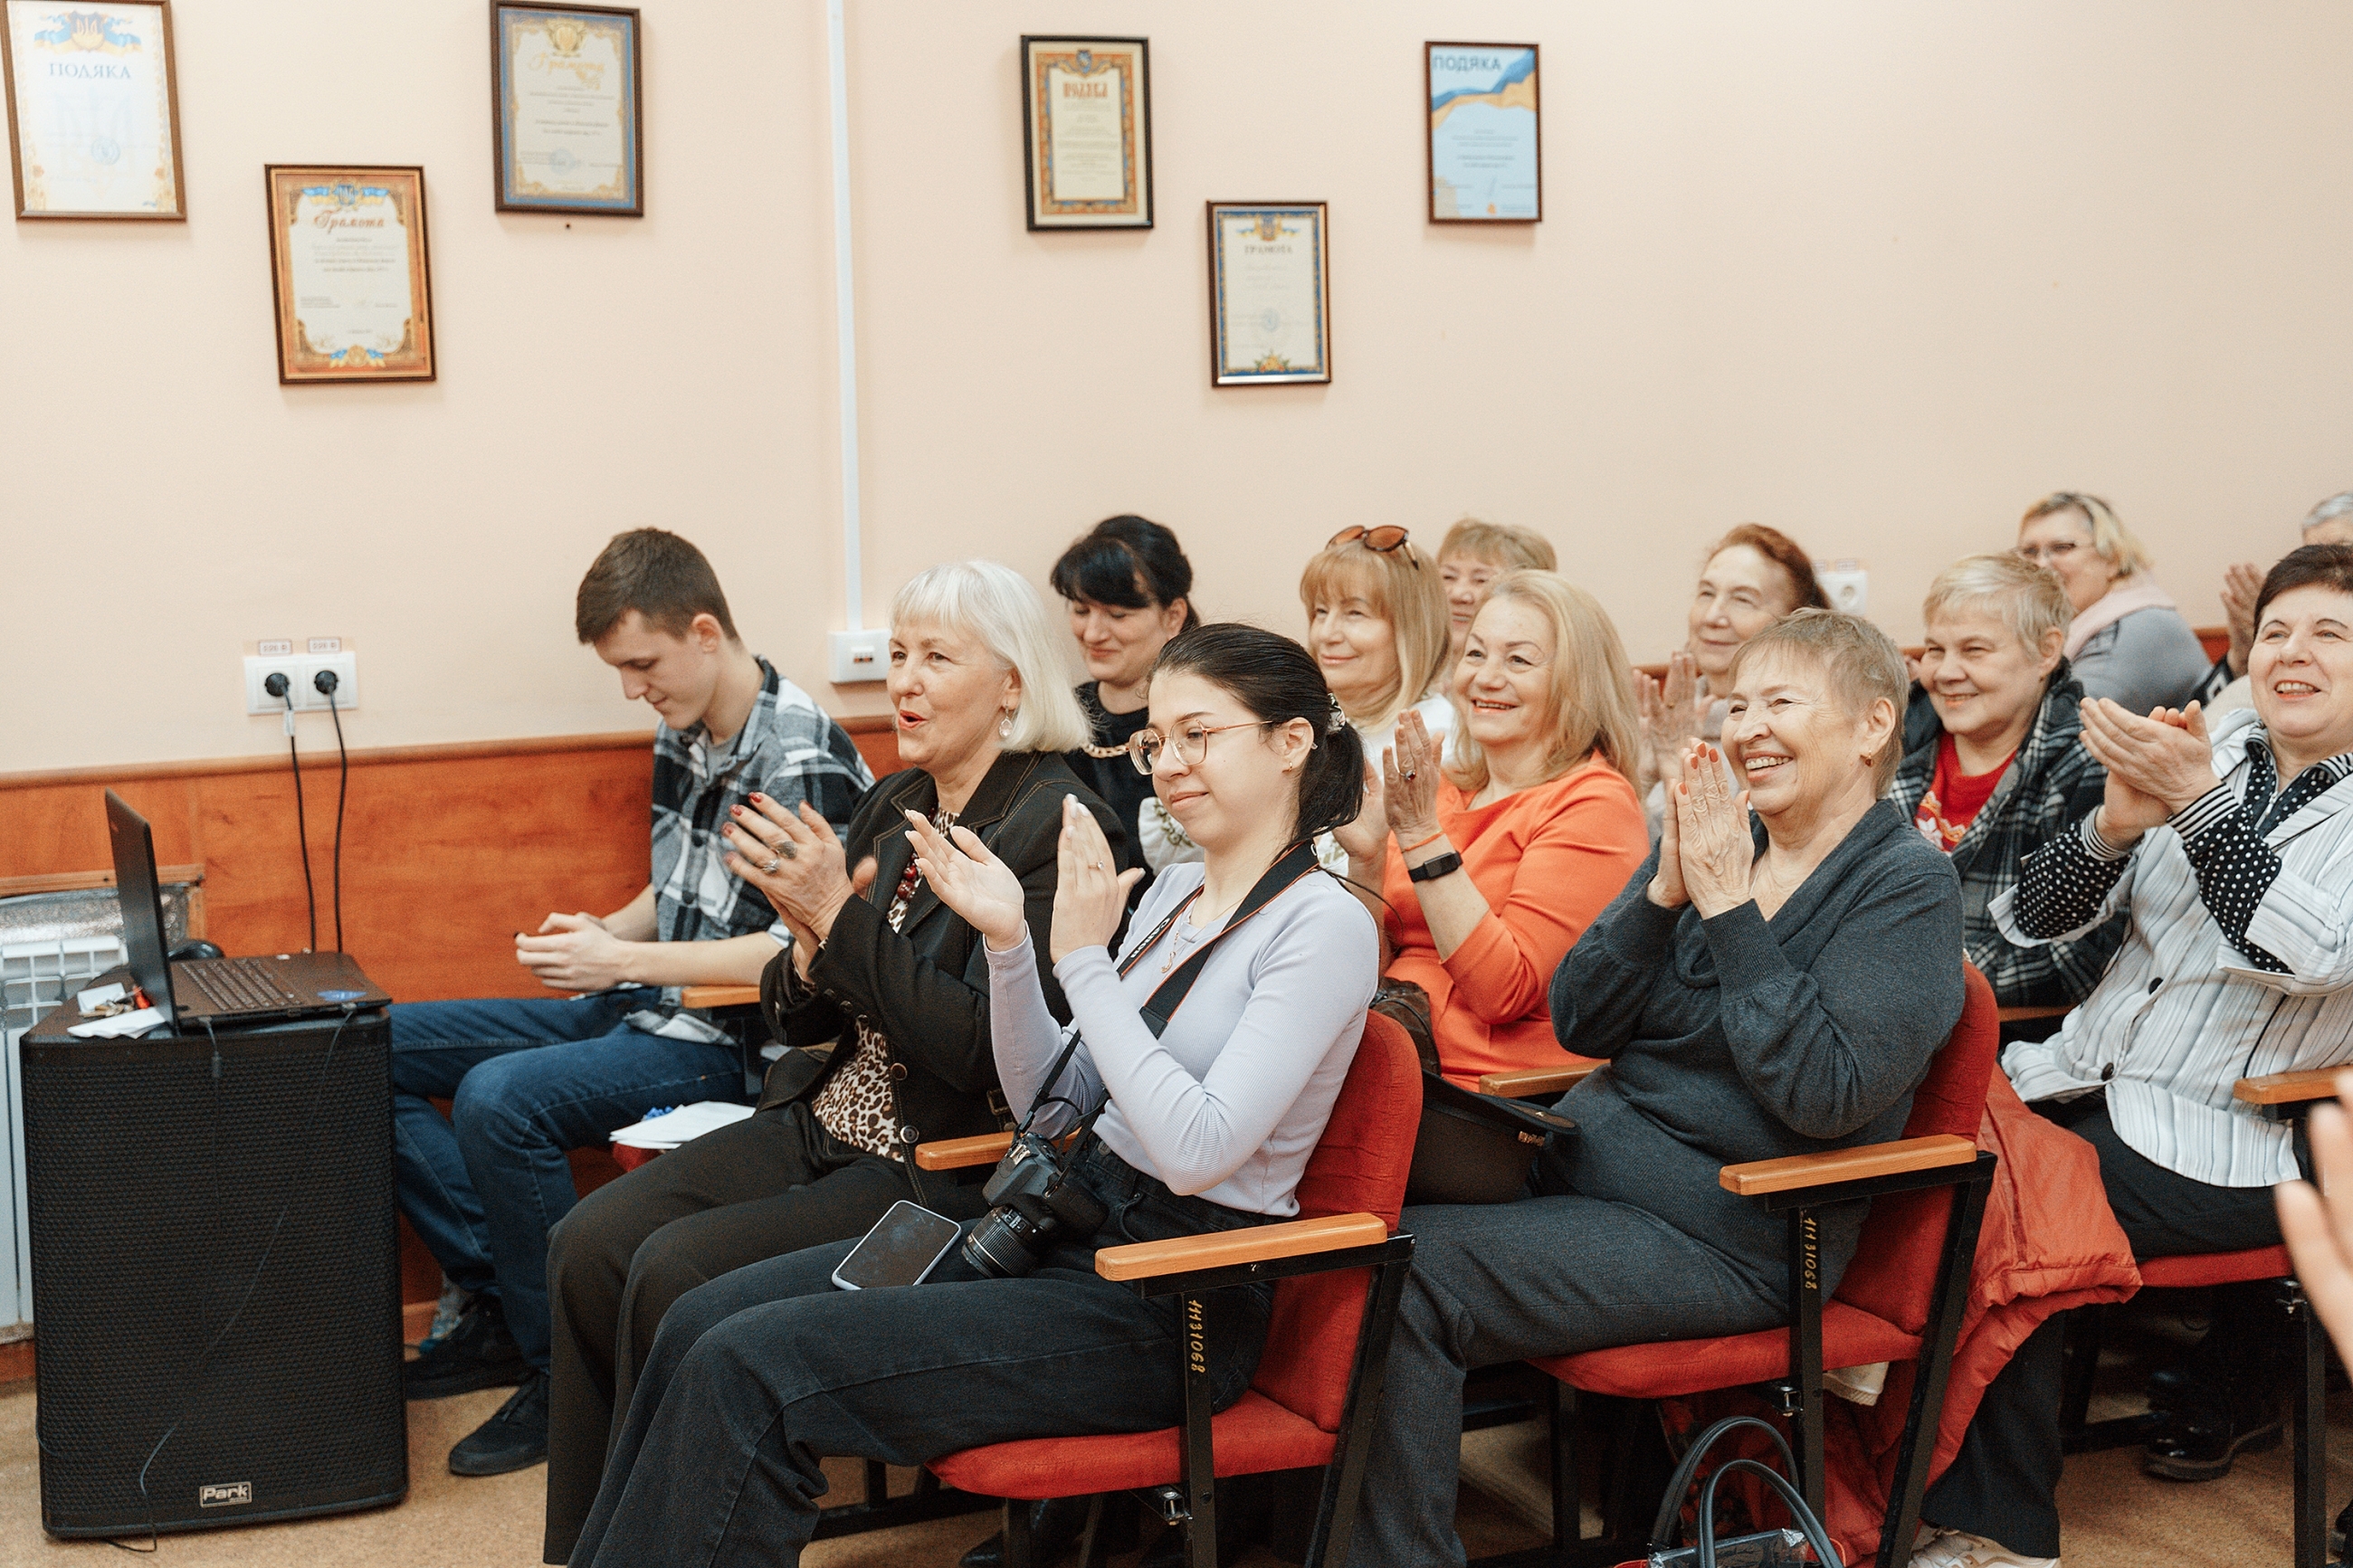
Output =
[{"x1": 1483, "y1": 1150, "x2": 1998, "y2": 1568}]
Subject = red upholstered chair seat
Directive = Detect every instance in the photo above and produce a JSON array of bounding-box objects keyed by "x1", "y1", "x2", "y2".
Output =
[
  {"x1": 929, "y1": 1391, "x2": 1336, "y2": 1500},
  {"x1": 1536, "y1": 1300, "x2": 1922, "y2": 1401},
  {"x1": 2138, "y1": 1245, "x2": 2291, "y2": 1290}
]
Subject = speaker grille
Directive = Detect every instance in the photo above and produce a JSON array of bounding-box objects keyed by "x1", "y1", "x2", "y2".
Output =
[{"x1": 24, "y1": 1013, "x2": 406, "y2": 1535}]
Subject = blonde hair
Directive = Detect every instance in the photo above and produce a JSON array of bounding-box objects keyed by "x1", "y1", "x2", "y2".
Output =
[
  {"x1": 1922, "y1": 554, "x2": 2073, "y2": 653},
  {"x1": 1446, "y1": 571, "x2": 1641, "y2": 794},
  {"x1": 1728, "y1": 608, "x2": 1910, "y2": 794},
  {"x1": 1299, "y1": 537, "x2": 1451, "y2": 731},
  {"x1": 1438, "y1": 518, "x2": 1557, "y2": 574},
  {"x1": 890, "y1": 561, "x2": 1091, "y2": 753},
  {"x1": 2021, "y1": 492, "x2": 2152, "y2": 578}
]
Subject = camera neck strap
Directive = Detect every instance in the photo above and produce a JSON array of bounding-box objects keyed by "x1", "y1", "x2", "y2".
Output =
[{"x1": 1022, "y1": 840, "x2": 1324, "y2": 1131}]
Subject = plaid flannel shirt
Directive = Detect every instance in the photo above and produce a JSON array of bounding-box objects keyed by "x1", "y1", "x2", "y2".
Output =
[
  {"x1": 1887, "y1": 663, "x2": 2125, "y2": 1009},
  {"x1": 642, "y1": 657, "x2": 873, "y2": 1026}
]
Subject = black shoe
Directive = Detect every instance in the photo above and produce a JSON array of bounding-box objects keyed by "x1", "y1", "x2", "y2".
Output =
[
  {"x1": 2140, "y1": 1392, "x2": 2283, "y2": 1480},
  {"x1": 448, "y1": 1369, "x2": 549, "y2": 1477},
  {"x1": 405, "y1": 1294, "x2": 527, "y2": 1401},
  {"x1": 2145, "y1": 1360, "x2": 2212, "y2": 1411},
  {"x1": 959, "y1": 1496, "x2": 1096, "y2": 1567}
]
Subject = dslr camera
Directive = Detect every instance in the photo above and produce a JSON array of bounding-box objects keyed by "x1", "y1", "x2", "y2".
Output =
[{"x1": 961, "y1": 1130, "x2": 1109, "y2": 1278}]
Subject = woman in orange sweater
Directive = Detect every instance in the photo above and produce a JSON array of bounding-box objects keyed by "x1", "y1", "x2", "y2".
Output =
[{"x1": 1336, "y1": 570, "x2": 1651, "y2": 1088}]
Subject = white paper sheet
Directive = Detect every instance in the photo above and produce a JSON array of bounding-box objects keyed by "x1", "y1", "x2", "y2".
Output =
[{"x1": 608, "y1": 1100, "x2": 756, "y2": 1150}]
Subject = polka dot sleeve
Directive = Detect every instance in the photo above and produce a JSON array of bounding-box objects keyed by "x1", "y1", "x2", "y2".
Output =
[
  {"x1": 2173, "y1": 783, "x2": 2290, "y2": 974},
  {"x1": 2010, "y1": 811, "x2": 2134, "y2": 940}
]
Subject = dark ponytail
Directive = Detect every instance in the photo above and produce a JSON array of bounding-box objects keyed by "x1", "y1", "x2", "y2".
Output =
[
  {"x1": 1049, "y1": 515, "x2": 1202, "y2": 630},
  {"x1": 1152, "y1": 623, "x2": 1364, "y2": 843}
]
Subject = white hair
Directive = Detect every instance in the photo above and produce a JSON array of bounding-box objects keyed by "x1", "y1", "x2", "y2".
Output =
[
  {"x1": 890, "y1": 560, "x2": 1091, "y2": 754},
  {"x1": 1923, "y1": 554, "x2": 2073, "y2": 651},
  {"x1": 2302, "y1": 492, "x2": 2353, "y2": 535}
]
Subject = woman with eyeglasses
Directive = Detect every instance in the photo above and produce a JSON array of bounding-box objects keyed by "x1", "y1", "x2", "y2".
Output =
[
  {"x1": 1049, "y1": 515, "x2": 1203, "y2": 893},
  {"x1": 1333, "y1": 571, "x2": 1651, "y2": 1088},
  {"x1": 564, "y1": 624, "x2": 1379, "y2": 1568},
  {"x1": 1633, "y1": 524, "x2": 1830, "y2": 836},
  {"x1": 2014, "y1": 491, "x2": 2211, "y2": 717}
]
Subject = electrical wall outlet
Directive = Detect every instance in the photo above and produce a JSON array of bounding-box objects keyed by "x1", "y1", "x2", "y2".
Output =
[
  {"x1": 298, "y1": 651, "x2": 359, "y2": 711},
  {"x1": 245, "y1": 652, "x2": 305, "y2": 714},
  {"x1": 1817, "y1": 560, "x2": 1869, "y2": 615},
  {"x1": 244, "y1": 650, "x2": 360, "y2": 713},
  {"x1": 827, "y1": 629, "x2": 888, "y2": 683}
]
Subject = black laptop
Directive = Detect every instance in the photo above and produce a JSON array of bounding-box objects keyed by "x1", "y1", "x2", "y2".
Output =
[{"x1": 104, "y1": 789, "x2": 390, "y2": 1029}]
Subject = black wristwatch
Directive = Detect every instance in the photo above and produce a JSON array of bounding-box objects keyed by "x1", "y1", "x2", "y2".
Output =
[{"x1": 1406, "y1": 851, "x2": 1463, "y2": 884}]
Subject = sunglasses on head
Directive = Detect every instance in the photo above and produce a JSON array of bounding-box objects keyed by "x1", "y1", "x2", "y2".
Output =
[{"x1": 1328, "y1": 525, "x2": 1419, "y2": 564}]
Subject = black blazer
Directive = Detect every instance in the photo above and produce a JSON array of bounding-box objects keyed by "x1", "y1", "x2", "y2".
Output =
[{"x1": 756, "y1": 748, "x2": 1129, "y2": 1152}]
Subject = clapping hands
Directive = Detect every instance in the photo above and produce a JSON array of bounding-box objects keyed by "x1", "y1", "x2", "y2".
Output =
[
  {"x1": 2078, "y1": 698, "x2": 2215, "y2": 847},
  {"x1": 2221, "y1": 562, "x2": 2262, "y2": 677},
  {"x1": 1648, "y1": 741, "x2": 1754, "y2": 918},
  {"x1": 1635, "y1": 651, "x2": 1705, "y2": 793},
  {"x1": 905, "y1": 811, "x2": 1029, "y2": 952},
  {"x1": 1051, "y1": 795, "x2": 1143, "y2": 963}
]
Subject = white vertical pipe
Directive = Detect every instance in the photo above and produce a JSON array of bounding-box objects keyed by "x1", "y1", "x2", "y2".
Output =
[{"x1": 825, "y1": 0, "x2": 863, "y2": 632}]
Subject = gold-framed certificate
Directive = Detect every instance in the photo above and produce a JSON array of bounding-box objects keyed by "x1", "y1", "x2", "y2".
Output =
[
  {"x1": 1206, "y1": 201, "x2": 1330, "y2": 387},
  {"x1": 1, "y1": 0, "x2": 185, "y2": 220},
  {"x1": 1020, "y1": 35, "x2": 1149, "y2": 230},
  {"x1": 1425, "y1": 43, "x2": 1540, "y2": 223},
  {"x1": 264, "y1": 166, "x2": 436, "y2": 385},
  {"x1": 492, "y1": 2, "x2": 642, "y2": 215}
]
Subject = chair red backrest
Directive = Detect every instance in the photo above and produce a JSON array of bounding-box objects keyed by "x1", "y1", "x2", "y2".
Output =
[
  {"x1": 1833, "y1": 964, "x2": 1999, "y2": 1335},
  {"x1": 1249, "y1": 1012, "x2": 1423, "y2": 1432}
]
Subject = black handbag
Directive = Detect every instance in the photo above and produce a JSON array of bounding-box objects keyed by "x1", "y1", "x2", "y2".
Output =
[
  {"x1": 1629, "y1": 1415, "x2": 1845, "y2": 1568},
  {"x1": 1380, "y1": 978, "x2": 1578, "y2": 1206}
]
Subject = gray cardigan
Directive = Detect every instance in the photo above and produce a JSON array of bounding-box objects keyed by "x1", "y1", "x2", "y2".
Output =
[
  {"x1": 2071, "y1": 604, "x2": 2213, "y2": 717},
  {"x1": 1546, "y1": 800, "x2": 1966, "y2": 1292}
]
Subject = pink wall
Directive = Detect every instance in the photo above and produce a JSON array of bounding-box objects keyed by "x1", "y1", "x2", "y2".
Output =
[{"x1": 5, "y1": 1, "x2": 2342, "y2": 771}]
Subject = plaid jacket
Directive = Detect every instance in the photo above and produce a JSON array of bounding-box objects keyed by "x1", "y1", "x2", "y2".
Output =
[
  {"x1": 648, "y1": 656, "x2": 873, "y2": 973},
  {"x1": 1887, "y1": 663, "x2": 2125, "y2": 1009}
]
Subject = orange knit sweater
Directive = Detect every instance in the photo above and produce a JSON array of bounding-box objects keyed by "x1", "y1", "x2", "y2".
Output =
[{"x1": 1380, "y1": 760, "x2": 1650, "y2": 1089}]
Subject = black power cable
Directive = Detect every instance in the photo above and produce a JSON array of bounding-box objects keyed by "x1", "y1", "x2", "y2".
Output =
[
  {"x1": 265, "y1": 674, "x2": 319, "y2": 952},
  {"x1": 315, "y1": 670, "x2": 348, "y2": 953}
]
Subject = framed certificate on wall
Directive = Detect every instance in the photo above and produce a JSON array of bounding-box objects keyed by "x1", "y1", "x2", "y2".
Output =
[
  {"x1": 1020, "y1": 36, "x2": 1150, "y2": 230},
  {"x1": 492, "y1": 2, "x2": 643, "y2": 215},
  {"x1": 1205, "y1": 202, "x2": 1329, "y2": 387},
  {"x1": 1, "y1": 0, "x2": 185, "y2": 219},
  {"x1": 1425, "y1": 42, "x2": 1540, "y2": 223},
  {"x1": 264, "y1": 166, "x2": 436, "y2": 385}
]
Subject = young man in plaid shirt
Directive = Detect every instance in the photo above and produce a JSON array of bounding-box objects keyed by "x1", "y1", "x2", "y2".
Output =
[{"x1": 391, "y1": 529, "x2": 872, "y2": 1478}]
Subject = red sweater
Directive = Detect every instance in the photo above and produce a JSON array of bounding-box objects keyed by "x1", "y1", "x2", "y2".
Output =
[{"x1": 1379, "y1": 760, "x2": 1649, "y2": 1088}]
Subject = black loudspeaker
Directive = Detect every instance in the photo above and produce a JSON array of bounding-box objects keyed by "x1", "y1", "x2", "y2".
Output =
[{"x1": 22, "y1": 998, "x2": 406, "y2": 1536}]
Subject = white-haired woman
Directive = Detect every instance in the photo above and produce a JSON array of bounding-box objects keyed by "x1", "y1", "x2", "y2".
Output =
[
  {"x1": 1890, "y1": 554, "x2": 2123, "y2": 1025},
  {"x1": 2015, "y1": 492, "x2": 2211, "y2": 716},
  {"x1": 542, "y1": 560, "x2": 1128, "y2": 1561}
]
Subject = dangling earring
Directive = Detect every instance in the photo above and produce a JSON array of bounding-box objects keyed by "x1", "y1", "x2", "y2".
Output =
[{"x1": 997, "y1": 708, "x2": 1016, "y2": 741}]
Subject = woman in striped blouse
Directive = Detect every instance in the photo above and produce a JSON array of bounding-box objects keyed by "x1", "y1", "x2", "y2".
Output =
[{"x1": 1910, "y1": 543, "x2": 2353, "y2": 1568}]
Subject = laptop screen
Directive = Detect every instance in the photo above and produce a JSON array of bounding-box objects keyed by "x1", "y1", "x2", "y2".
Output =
[{"x1": 103, "y1": 789, "x2": 177, "y2": 1031}]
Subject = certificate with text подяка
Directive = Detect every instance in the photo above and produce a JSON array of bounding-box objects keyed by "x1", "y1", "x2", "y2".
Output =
[
  {"x1": 495, "y1": 4, "x2": 641, "y2": 214},
  {"x1": 1208, "y1": 203, "x2": 1329, "y2": 386},
  {"x1": 2, "y1": 0, "x2": 184, "y2": 218},
  {"x1": 1426, "y1": 43, "x2": 1539, "y2": 223},
  {"x1": 265, "y1": 166, "x2": 436, "y2": 384}
]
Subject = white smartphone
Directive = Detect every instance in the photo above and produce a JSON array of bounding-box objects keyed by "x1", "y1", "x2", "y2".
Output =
[{"x1": 832, "y1": 1201, "x2": 963, "y2": 1291}]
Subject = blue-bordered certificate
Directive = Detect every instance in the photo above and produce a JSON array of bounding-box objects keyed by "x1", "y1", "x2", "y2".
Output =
[
  {"x1": 494, "y1": 3, "x2": 641, "y2": 215},
  {"x1": 1207, "y1": 202, "x2": 1330, "y2": 386}
]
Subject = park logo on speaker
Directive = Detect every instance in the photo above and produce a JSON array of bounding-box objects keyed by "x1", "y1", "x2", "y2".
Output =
[{"x1": 196, "y1": 1483, "x2": 252, "y2": 1508}]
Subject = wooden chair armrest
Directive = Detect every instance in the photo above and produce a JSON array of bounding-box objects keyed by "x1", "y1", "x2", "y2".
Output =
[
  {"x1": 1996, "y1": 1004, "x2": 2071, "y2": 1024},
  {"x1": 2236, "y1": 1068, "x2": 2351, "y2": 1107},
  {"x1": 1478, "y1": 1063, "x2": 1598, "y2": 1098},
  {"x1": 681, "y1": 984, "x2": 762, "y2": 1010},
  {"x1": 1095, "y1": 1212, "x2": 1390, "y2": 1282},
  {"x1": 913, "y1": 1132, "x2": 1015, "y2": 1172},
  {"x1": 1719, "y1": 1133, "x2": 1977, "y2": 1197}
]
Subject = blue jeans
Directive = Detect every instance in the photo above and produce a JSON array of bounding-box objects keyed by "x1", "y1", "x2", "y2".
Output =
[{"x1": 391, "y1": 989, "x2": 746, "y2": 1370}]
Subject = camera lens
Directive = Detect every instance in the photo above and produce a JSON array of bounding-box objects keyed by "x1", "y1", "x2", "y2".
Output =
[{"x1": 960, "y1": 1207, "x2": 1044, "y2": 1279}]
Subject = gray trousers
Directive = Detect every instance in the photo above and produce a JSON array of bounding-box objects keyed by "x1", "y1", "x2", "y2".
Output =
[{"x1": 1353, "y1": 1195, "x2": 1789, "y2": 1568}]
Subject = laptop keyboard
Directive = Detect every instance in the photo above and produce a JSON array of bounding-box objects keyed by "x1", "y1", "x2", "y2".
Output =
[{"x1": 183, "y1": 956, "x2": 305, "y2": 1012}]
